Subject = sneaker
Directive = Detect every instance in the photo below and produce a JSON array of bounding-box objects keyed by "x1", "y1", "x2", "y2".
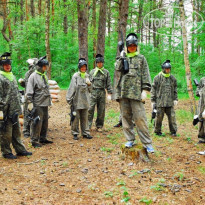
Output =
[
  {"x1": 32, "y1": 142, "x2": 42, "y2": 148},
  {"x1": 145, "y1": 144, "x2": 155, "y2": 153},
  {"x1": 40, "y1": 139, "x2": 53, "y2": 144},
  {"x1": 114, "y1": 122, "x2": 122, "y2": 128},
  {"x1": 171, "y1": 133, "x2": 177, "y2": 137},
  {"x1": 197, "y1": 140, "x2": 205, "y2": 144},
  {"x1": 97, "y1": 128, "x2": 103, "y2": 132},
  {"x1": 125, "y1": 141, "x2": 134, "y2": 148},
  {"x1": 73, "y1": 135, "x2": 79, "y2": 140},
  {"x1": 17, "y1": 151, "x2": 32, "y2": 156},
  {"x1": 3, "y1": 153, "x2": 17, "y2": 159},
  {"x1": 83, "y1": 135, "x2": 93, "y2": 139}
]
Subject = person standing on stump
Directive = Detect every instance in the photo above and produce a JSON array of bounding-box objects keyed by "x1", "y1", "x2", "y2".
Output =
[
  {"x1": 66, "y1": 58, "x2": 93, "y2": 140},
  {"x1": 18, "y1": 58, "x2": 38, "y2": 138},
  {"x1": 26, "y1": 56, "x2": 53, "y2": 148},
  {"x1": 151, "y1": 60, "x2": 178, "y2": 137},
  {"x1": 113, "y1": 33, "x2": 154, "y2": 153},
  {"x1": 194, "y1": 77, "x2": 205, "y2": 144},
  {"x1": 0, "y1": 52, "x2": 32, "y2": 159},
  {"x1": 88, "y1": 54, "x2": 112, "y2": 132}
]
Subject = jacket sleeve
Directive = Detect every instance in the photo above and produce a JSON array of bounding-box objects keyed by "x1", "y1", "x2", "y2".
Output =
[
  {"x1": 174, "y1": 78, "x2": 178, "y2": 101},
  {"x1": 196, "y1": 78, "x2": 204, "y2": 97},
  {"x1": 150, "y1": 76, "x2": 157, "y2": 103},
  {"x1": 66, "y1": 75, "x2": 77, "y2": 105},
  {"x1": 0, "y1": 78, "x2": 5, "y2": 110},
  {"x1": 26, "y1": 75, "x2": 35, "y2": 103},
  {"x1": 141, "y1": 56, "x2": 151, "y2": 91},
  {"x1": 106, "y1": 71, "x2": 113, "y2": 94}
]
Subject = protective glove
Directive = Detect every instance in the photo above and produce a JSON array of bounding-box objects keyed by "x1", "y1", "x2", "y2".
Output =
[
  {"x1": 85, "y1": 78, "x2": 91, "y2": 86},
  {"x1": 107, "y1": 94, "x2": 112, "y2": 101},
  {"x1": 120, "y1": 50, "x2": 126, "y2": 58},
  {"x1": 141, "y1": 90, "x2": 147, "y2": 101},
  {"x1": 0, "y1": 111, "x2": 3, "y2": 120},
  {"x1": 202, "y1": 109, "x2": 205, "y2": 119},
  {"x1": 18, "y1": 78, "x2": 24, "y2": 84},
  {"x1": 28, "y1": 103, "x2": 33, "y2": 111},
  {"x1": 174, "y1": 100, "x2": 178, "y2": 106}
]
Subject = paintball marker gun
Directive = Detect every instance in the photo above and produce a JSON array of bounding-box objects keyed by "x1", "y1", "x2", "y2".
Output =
[
  {"x1": 27, "y1": 107, "x2": 40, "y2": 126},
  {"x1": 151, "y1": 104, "x2": 157, "y2": 123},
  {"x1": 118, "y1": 31, "x2": 129, "y2": 74},
  {"x1": 194, "y1": 79, "x2": 199, "y2": 87}
]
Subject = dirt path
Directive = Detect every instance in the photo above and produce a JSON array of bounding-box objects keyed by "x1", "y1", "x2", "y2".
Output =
[{"x1": 0, "y1": 91, "x2": 204, "y2": 205}]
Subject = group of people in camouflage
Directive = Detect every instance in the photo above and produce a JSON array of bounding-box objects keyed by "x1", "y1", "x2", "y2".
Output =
[
  {"x1": 0, "y1": 53, "x2": 53, "y2": 159},
  {"x1": 0, "y1": 32, "x2": 205, "y2": 159}
]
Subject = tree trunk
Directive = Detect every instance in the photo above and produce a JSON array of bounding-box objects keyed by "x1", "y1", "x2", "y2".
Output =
[
  {"x1": 26, "y1": 0, "x2": 29, "y2": 21},
  {"x1": 45, "y1": 0, "x2": 52, "y2": 79},
  {"x1": 107, "y1": 0, "x2": 111, "y2": 47},
  {"x1": 137, "y1": 0, "x2": 144, "y2": 36},
  {"x1": 38, "y1": 0, "x2": 42, "y2": 15},
  {"x1": 31, "y1": 0, "x2": 35, "y2": 17},
  {"x1": 96, "y1": 0, "x2": 107, "y2": 56},
  {"x1": 179, "y1": 0, "x2": 196, "y2": 113},
  {"x1": 92, "y1": 0, "x2": 97, "y2": 66},
  {"x1": 116, "y1": 0, "x2": 129, "y2": 57},
  {"x1": 63, "y1": 0, "x2": 68, "y2": 34},
  {"x1": 77, "y1": 0, "x2": 89, "y2": 67}
]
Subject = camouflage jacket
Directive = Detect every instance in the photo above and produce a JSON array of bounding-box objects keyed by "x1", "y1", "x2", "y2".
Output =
[
  {"x1": 196, "y1": 77, "x2": 205, "y2": 120},
  {"x1": 89, "y1": 68, "x2": 112, "y2": 94},
  {"x1": 26, "y1": 71, "x2": 51, "y2": 107},
  {"x1": 151, "y1": 72, "x2": 178, "y2": 107},
  {"x1": 66, "y1": 72, "x2": 92, "y2": 110},
  {"x1": 0, "y1": 74, "x2": 22, "y2": 116},
  {"x1": 113, "y1": 54, "x2": 151, "y2": 101}
]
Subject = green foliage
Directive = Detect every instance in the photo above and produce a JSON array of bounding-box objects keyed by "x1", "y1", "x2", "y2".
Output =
[
  {"x1": 139, "y1": 197, "x2": 153, "y2": 205},
  {"x1": 100, "y1": 147, "x2": 113, "y2": 153},
  {"x1": 176, "y1": 109, "x2": 193, "y2": 124},
  {"x1": 104, "y1": 191, "x2": 113, "y2": 198},
  {"x1": 198, "y1": 166, "x2": 205, "y2": 174}
]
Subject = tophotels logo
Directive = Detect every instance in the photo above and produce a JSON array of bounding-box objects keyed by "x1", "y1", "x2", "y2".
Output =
[{"x1": 143, "y1": 6, "x2": 204, "y2": 37}]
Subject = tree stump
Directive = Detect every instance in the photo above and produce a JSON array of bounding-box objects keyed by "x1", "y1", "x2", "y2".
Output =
[{"x1": 121, "y1": 144, "x2": 150, "y2": 162}]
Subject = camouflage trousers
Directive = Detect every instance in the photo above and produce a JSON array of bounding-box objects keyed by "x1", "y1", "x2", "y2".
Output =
[
  {"x1": 23, "y1": 102, "x2": 31, "y2": 137},
  {"x1": 198, "y1": 121, "x2": 205, "y2": 142},
  {"x1": 88, "y1": 89, "x2": 106, "y2": 129},
  {"x1": 30, "y1": 106, "x2": 48, "y2": 143},
  {"x1": 154, "y1": 107, "x2": 177, "y2": 134},
  {"x1": 0, "y1": 118, "x2": 27, "y2": 155},
  {"x1": 119, "y1": 99, "x2": 152, "y2": 145},
  {"x1": 71, "y1": 109, "x2": 90, "y2": 136}
]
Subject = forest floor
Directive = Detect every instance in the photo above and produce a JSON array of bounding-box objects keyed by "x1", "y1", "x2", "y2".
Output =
[{"x1": 0, "y1": 90, "x2": 205, "y2": 205}]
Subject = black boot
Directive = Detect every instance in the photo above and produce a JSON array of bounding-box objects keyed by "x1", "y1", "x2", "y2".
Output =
[
  {"x1": 17, "y1": 151, "x2": 32, "y2": 156},
  {"x1": 171, "y1": 133, "x2": 177, "y2": 137},
  {"x1": 155, "y1": 132, "x2": 162, "y2": 136},
  {"x1": 73, "y1": 135, "x2": 79, "y2": 140},
  {"x1": 40, "y1": 139, "x2": 53, "y2": 144},
  {"x1": 114, "y1": 122, "x2": 122, "y2": 128},
  {"x1": 32, "y1": 142, "x2": 42, "y2": 148},
  {"x1": 83, "y1": 134, "x2": 93, "y2": 139},
  {"x1": 3, "y1": 153, "x2": 17, "y2": 159}
]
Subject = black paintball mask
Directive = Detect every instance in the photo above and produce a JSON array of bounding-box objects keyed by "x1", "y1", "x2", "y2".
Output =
[
  {"x1": 0, "y1": 52, "x2": 12, "y2": 71},
  {"x1": 96, "y1": 54, "x2": 104, "y2": 63},
  {"x1": 161, "y1": 60, "x2": 171, "y2": 73},
  {"x1": 36, "y1": 56, "x2": 49, "y2": 72},
  {"x1": 78, "y1": 58, "x2": 87, "y2": 70},
  {"x1": 126, "y1": 33, "x2": 138, "y2": 52}
]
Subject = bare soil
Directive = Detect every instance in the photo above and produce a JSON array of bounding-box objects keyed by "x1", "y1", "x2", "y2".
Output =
[{"x1": 0, "y1": 90, "x2": 204, "y2": 205}]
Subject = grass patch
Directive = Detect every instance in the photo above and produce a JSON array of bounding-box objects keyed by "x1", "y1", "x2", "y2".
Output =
[
  {"x1": 198, "y1": 166, "x2": 205, "y2": 174},
  {"x1": 176, "y1": 109, "x2": 193, "y2": 124},
  {"x1": 139, "y1": 197, "x2": 153, "y2": 204},
  {"x1": 100, "y1": 147, "x2": 113, "y2": 153}
]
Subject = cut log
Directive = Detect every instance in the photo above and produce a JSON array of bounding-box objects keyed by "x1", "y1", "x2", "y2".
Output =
[
  {"x1": 121, "y1": 144, "x2": 150, "y2": 162},
  {"x1": 48, "y1": 80, "x2": 57, "y2": 85}
]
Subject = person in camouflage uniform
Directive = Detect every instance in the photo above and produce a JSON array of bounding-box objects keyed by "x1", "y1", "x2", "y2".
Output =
[
  {"x1": 151, "y1": 60, "x2": 178, "y2": 136},
  {"x1": 88, "y1": 54, "x2": 112, "y2": 132},
  {"x1": 26, "y1": 56, "x2": 53, "y2": 148},
  {"x1": 195, "y1": 77, "x2": 205, "y2": 143},
  {"x1": 113, "y1": 33, "x2": 154, "y2": 153},
  {"x1": 0, "y1": 52, "x2": 32, "y2": 159},
  {"x1": 19, "y1": 58, "x2": 38, "y2": 138},
  {"x1": 67, "y1": 58, "x2": 93, "y2": 140}
]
